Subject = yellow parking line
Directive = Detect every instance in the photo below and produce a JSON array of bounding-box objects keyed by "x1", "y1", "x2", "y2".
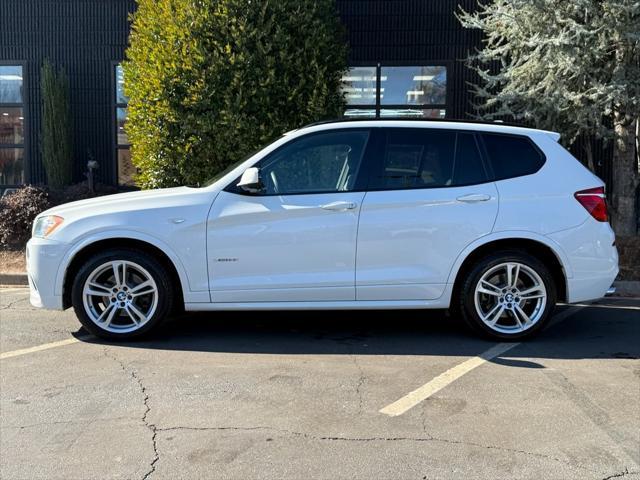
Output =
[
  {"x1": 379, "y1": 342, "x2": 518, "y2": 416},
  {"x1": 0, "y1": 287, "x2": 29, "y2": 293},
  {"x1": 379, "y1": 307, "x2": 582, "y2": 417},
  {"x1": 0, "y1": 338, "x2": 83, "y2": 360}
]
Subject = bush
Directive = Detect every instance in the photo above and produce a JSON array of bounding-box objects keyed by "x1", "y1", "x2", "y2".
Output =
[
  {"x1": 124, "y1": 0, "x2": 348, "y2": 189},
  {"x1": 0, "y1": 183, "x2": 121, "y2": 250},
  {"x1": 0, "y1": 186, "x2": 52, "y2": 248}
]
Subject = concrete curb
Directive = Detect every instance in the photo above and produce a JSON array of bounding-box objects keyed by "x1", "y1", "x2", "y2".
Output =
[
  {"x1": 0, "y1": 273, "x2": 28, "y2": 286},
  {"x1": 0, "y1": 273, "x2": 639, "y2": 297},
  {"x1": 611, "y1": 281, "x2": 640, "y2": 298}
]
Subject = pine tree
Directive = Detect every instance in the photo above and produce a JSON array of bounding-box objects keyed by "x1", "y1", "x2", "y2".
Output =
[
  {"x1": 458, "y1": 0, "x2": 639, "y2": 234},
  {"x1": 124, "y1": 0, "x2": 348, "y2": 189}
]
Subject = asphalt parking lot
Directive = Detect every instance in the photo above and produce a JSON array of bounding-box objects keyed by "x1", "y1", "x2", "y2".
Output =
[{"x1": 1, "y1": 287, "x2": 639, "y2": 480}]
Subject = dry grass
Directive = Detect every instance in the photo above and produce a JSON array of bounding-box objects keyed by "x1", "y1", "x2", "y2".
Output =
[{"x1": 0, "y1": 249, "x2": 26, "y2": 273}]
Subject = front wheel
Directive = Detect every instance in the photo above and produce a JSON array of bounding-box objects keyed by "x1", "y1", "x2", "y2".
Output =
[
  {"x1": 457, "y1": 251, "x2": 557, "y2": 340},
  {"x1": 71, "y1": 249, "x2": 174, "y2": 340}
]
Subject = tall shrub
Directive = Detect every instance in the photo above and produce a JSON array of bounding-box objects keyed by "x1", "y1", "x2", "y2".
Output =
[
  {"x1": 124, "y1": 0, "x2": 348, "y2": 189},
  {"x1": 41, "y1": 60, "x2": 73, "y2": 189}
]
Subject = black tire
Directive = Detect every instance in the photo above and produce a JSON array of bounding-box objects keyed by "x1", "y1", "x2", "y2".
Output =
[
  {"x1": 457, "y1": 250, "x2": 557, "y2": 341},
  {"x1": 71, "y1": 248, "x2": 174, "y2": 340}
]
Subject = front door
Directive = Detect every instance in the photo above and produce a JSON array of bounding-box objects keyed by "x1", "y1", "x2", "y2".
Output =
[
  {"x1": 207, "y1": 129, "x2": 371, "y2": 303},
  {"x1": 356, "y1": 128, "x2": 499, "y2": 300}
]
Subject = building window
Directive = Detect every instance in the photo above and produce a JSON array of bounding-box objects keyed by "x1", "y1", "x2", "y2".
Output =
[
  {"x1": 341, "y1": 65, "x2": 446, "y2": 119},
  {"x1": 0, "y1": 65, "x2": 25, "y2": 186},
  {"x1": 114, "y1": 64, "x2": 135, "y2": 186}
]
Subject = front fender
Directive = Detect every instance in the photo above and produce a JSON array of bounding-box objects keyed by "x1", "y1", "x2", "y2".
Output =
[{"x1": 53, "y1": 229, "x2": 207, "y2": 303}]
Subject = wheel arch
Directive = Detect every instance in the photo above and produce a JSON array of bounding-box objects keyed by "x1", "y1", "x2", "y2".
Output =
[
  {"x1": 61, "y1": 236, "x2": 186, "y2": 310},
  {"x1": 449, "y1": 234, "x2": 569, "y2": 304}
]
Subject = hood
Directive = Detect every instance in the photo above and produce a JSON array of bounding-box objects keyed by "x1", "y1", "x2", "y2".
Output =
[{"x1": 41, "y1": 186, "x2": 200, "y2": 221}]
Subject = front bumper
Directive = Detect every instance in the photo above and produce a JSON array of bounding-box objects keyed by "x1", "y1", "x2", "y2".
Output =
[{"x1": 26, "y1": 237, "x2": 67, "y2": 310}]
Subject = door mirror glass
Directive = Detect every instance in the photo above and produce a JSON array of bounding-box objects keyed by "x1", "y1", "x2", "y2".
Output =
[{"x1": 237, "y1": 167, "x2": 262, "y2": 193}]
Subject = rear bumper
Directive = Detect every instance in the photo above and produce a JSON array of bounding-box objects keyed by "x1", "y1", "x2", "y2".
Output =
[
  {"x1": 26, "y1": 237, "x2": 67, "y2": 310},
  {"x1": 547, "y1": 219, "x2": 618, "y2": 303}
]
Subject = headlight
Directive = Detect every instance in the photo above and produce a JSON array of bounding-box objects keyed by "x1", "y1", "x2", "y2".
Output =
[{"x1": 32, "y1": 215, "x2": 64, "y2": 238}]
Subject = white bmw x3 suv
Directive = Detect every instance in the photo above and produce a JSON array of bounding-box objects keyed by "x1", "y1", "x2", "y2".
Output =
[{"x1": 27, "y1": 120, "x2": 618, "y2": 341}]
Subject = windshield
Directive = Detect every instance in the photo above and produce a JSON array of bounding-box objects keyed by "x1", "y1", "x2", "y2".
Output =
[{"x1": 200, "y1": 134, "x2": 287, "y2": 187}]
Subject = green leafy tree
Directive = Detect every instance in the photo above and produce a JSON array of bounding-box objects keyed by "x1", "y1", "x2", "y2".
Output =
[
  {"x1": 124, "y1": 0, "x2": 348, "y2": 189},
  {"x1": 41, "y1": 60, "x2": 73, "y2": 189},
  {"x1": 458, "y1": 0, "x2": 640, "y2": 235}
]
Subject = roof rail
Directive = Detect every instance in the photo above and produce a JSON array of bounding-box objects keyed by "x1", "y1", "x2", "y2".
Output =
[{"x1": 303, "y1": 117, "x2": 530, "y2": 129}]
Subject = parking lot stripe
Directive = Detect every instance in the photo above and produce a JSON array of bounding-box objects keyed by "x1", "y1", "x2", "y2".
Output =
[
  {"x1": 568, "y1": 303, "x2": 639, "y2": 311},
  {"x1": 0, "y1": 287, "x2": 29, "y2": 293},
  {"x1": 0, "y1": 338, "x2": 82, "y2": 360},
  {"x1": 380, "y1": 306, "x2": 581, "y2": 417},
  {"x1": 379, "y1": 342, "x2": 519, "y2": 417}
]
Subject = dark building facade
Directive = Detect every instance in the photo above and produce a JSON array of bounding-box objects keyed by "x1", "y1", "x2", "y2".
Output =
[{"x1": 0, "y1": 0, "x2": 609, "y2": 195}]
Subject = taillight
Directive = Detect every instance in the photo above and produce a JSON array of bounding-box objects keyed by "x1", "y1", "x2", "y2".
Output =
[{"x1": 574, "y1": 187, "x2": 608, "y2": 222}]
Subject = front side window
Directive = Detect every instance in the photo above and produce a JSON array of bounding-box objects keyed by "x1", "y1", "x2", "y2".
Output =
[
  {"x1": 256, "y1": 130, "x2": 370, "y2": 195},
  {"x1": 0, "y1": 65, "x2": 25, "y2": 186},
  {"x1": 481, "y1": 133, "x2": 545, "y2": 180},
  {"x1": 370, "y1": 129, "x2": 488, "y2": 190}
]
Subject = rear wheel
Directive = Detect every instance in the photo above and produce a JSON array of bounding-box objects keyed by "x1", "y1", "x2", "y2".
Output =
[
  {"x1": 71, "y1": 249, "x2": 174, "y2": 340},
  {"x1": 458, "y1": 251, "x2": 557, "y2": 340}
]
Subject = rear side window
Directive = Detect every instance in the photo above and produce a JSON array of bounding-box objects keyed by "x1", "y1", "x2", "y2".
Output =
[
  {"x1": 370, "y1": 128, "x2": 488, "y2": 190},
  {"x1": 481, "y1": 133, "x2": 545, "y2": 180}
]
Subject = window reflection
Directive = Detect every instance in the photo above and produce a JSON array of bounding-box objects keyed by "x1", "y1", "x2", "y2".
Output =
[
  {"x1": 341, "y1": 65, "x2": 447, "y2": 119},
  {"x1": 341, "y1": 67, "x2": 377, "y2": 106},
  {"x1": 0, "y1": 107, "x2": 24, "y2": 144},
  {"x1": 115, "y1": 65, "x2": 128, "y2": 104},
  {"x1": 116, "y1": 107, "x2": 128, "y2": 145},
  {"x1": 0, "y1": 148, "x2": 24, "y2": 185},
  {"x1": 380, "y1": 66, "x2": 446, "y2": 106},
  {"x1": 114, "y1": 64, "x2": 134, "y2": 186},
  {"x1": 0, "y1": 66, "x2": 25, "y2": 186},
  {"x1": 380, "y1": 108, "x2": 445, "y2": 119},
  {"x1": 0, "y1": 66, "x2": 23, "y2": 103}
]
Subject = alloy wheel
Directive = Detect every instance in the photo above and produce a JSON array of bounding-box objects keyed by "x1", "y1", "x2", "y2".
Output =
[
  {"x1": 473, "y1": 262, "x2": 547, "y2": 334},
  {"x1": 82, "y1": 260, "x2": 158, "y2": 333}
]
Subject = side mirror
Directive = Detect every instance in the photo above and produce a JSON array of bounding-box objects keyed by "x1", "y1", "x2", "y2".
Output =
[{"x1": 237, "y1": 167, "x2": 263, "y2": 193}]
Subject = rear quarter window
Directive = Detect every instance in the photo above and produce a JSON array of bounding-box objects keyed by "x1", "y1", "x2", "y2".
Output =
[{"x1": 481, "y1": 133, "x2": 545, "y2": 180}]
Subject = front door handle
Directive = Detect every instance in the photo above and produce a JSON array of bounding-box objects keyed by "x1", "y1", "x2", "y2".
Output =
[
  {"x1": 456, "y1": 193, "x2": 491, "y2": 203},
  {"x1": 321, "y1": 201, "x2": 357, "y2": 211}
]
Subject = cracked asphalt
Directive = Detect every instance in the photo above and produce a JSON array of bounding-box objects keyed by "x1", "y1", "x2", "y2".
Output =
[{"x1": 1, "y1": 287, "x2": 639, "y2": 480}]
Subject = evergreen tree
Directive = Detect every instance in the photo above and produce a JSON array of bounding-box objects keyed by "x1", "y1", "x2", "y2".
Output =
[
  {"x1": 124, "y1": 0, "x2": 348, "y2": 189},
  {"x1": 41, "y1": 60, "x2": 73, "y2": 189},
  {"x1": 458, "y1": 0, "x2": 639, "y2": 234}
]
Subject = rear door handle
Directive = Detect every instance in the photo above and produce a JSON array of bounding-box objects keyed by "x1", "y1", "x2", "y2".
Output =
[
  {"x1": 321, "y1": 201, "x2": 357, "y2": 211},
  {"x1": 456, "y1": 193, "x2": 491, "y2": 203}
]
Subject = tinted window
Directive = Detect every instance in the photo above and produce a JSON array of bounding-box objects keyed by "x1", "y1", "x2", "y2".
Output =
[
  {"x1": 453, "y1": 133, "x2": 486, "y2": 185},
  {"x1": 482, "y1": 133, "x2": 545, "y2": 180},
  {"x1": 371, "y1": 129, "x2": 487, "y2": 189},
  {"x1": 257, "y1": 130, "x2": 369, "y2": 195}
]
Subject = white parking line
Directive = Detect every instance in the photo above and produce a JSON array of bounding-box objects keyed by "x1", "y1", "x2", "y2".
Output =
[
  {"x1": 0, "y1": 338, "x2": 84, "y2": 360},
  {"x1": 567, "y1": 303, "x2": 640, "y2": 311},
  {"x1": 379, "y1": 306, "x2": 582, "y2": 417}
]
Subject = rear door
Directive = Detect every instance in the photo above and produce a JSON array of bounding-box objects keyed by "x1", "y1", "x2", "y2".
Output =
[{"x1": 356, "y1": 127, "x2": 499, "y2": 300}]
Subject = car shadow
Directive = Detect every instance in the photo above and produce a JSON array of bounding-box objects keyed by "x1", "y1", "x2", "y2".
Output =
[{"x1": 74, "y1": 299, "x2": 640, "y2": 364}]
